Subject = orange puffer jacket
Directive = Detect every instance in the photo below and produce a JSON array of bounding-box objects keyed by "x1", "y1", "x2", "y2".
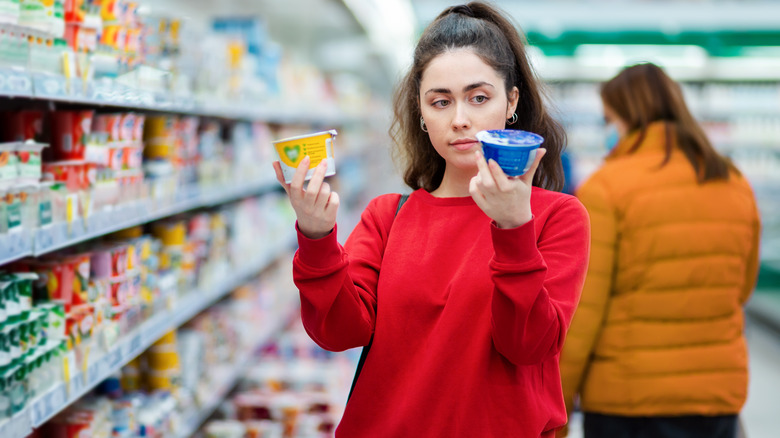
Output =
[{"x1": 560, "y1": 121, "x2": 761, "y2": 418}]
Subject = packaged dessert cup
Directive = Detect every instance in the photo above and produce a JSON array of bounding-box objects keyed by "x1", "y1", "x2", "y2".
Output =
[
  {"x1": 0, "y1": 143, "x2": 19, "y2": 189},
  {"x1": 475, "y1": 129, "x2": 544, "y2": 177},
  {"x1": 16, "y1": 142, "x2": 48, "y2": 184},
  {"x1": 273, "y1": 130, "x2": 337, "y2": 184},
  {"x1": 48, "y1": 110, "x2": 94, "y2": 161}
]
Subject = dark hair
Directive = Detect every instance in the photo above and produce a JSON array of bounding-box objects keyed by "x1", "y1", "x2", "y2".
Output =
[
  {"x1": 390, "y1": 2, "x2": 566, "y2": 192},
  {"x1": 601, "y1": 63, "x2": 737, "y2": 182}
]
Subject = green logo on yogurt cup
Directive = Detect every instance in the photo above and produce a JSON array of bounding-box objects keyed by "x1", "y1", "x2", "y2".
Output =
[
  {"x1": 284, "y1": 144, "x2": 301, "y2": 163},
  {"x1": 274, "y1": 130, "x2": 338, "y2": 183}
]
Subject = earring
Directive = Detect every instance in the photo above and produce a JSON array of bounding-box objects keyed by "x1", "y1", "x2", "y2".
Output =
[
  {"x1": 420, "y1": 117, "x2": 428, "y2": 132},
  {"x1": 507, "y1": 113, "x2": 518, "y2": 125}
]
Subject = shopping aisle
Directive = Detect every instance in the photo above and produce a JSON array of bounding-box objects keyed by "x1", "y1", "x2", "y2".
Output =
[
  {"x1": 565, "y1": 317, "x2": 780, "y2": 438},
  {"x1": 742, "y1": 319, "x2": 780, "y2": 438},
  {"x1": 0, "y1": 0, "x2": 388, "y2": 436}
]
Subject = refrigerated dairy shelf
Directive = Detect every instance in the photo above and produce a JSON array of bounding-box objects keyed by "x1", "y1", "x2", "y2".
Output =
[
  {"x1": 0, "y1": 231, "x2": 297, "y2": 438},
  {"x1": 552, "y1": 106, "x2": 780, "y2": 122},
  {"x1": 175, "y1": 302, "x2": 298, "y2": 438},
  {"x1": 0, "y1": 67, "x2": 355, "y2": 126},
  {"x1": 0, "y1": 231, "x2": 34, "y2": 267},
  {"x1": 538, "y1": 57, "x2": 780, "y2": 82},
  {"x1": 0, "y1": 179, "x2": 280, "y2": 267},
  {"x1": 746, "y1": 292, "x2": 780, "y2": 335}
]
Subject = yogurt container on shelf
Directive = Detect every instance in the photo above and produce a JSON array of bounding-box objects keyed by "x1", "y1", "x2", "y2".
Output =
[
  {"x1": 42, "y1": 160, "x2": 88, "y2": 191},
  {"x1": 476, "y1": 129, "x2": 544, "y2": 177},
  {"x1": 0, "y1": 111, "x2": 45, "y2": 143},
  {"x1": 48, "y1": 110, "x2": 94, "y2": 161},
  {"x1": 205, "y1": 420, "x2": 247, "y2": 438},
  {"x1": 16, "y1": 142, "x2": 48, "y2": 183},
  {"x1": 273, "y1": 130, "x2": 337, "y2": 184},
  {"x1": 0, "y1": 143, "x2": 19, "y2": 189}
]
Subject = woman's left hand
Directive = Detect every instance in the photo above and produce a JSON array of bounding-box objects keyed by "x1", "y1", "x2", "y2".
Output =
[{"x1": 469, "y1": 148, "x2": 547, "y2": 229}]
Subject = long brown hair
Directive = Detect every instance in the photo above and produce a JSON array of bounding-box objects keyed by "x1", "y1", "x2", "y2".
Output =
[
  {"x1": 390, "y1": 2, "x2": 566, "y2": 192},
  {"x1": 601, "y1": 63, "x2": 737, "y2": 182}
]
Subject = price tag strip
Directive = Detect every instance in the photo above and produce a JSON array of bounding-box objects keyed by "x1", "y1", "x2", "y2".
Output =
[
  {"x1": 0, "y1": 230, "x2": 33, "y2": 265},
  {"x1": 32, "y1": 72, "x2": 68, "y2": 99},
  {"x1": 0, "y1": 67, "x2": 33, "y2": 96},
  {"x1": 29, "y1": 181, "x2": 274, "y2": 259},
  {"x1": 0, "y1": 411, "x2": 33, "y2": 438}
]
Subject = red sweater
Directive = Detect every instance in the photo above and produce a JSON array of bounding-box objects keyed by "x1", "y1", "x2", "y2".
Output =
[{"x1": 293, "y1": 188, "x2": 590, "y2": 437}]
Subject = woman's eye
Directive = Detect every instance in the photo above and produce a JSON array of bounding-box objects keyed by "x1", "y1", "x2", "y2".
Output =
[
  {"x1": 472, "y1": 95, "x2": 488, "y2": 103},
  {"x1": 433, "y1": 100, "x2": 450, "y2": 108}
]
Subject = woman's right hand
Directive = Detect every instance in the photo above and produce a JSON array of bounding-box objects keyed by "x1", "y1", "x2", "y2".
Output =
[{"x1": 274, "y1": 156, "x2": 340, "y2": 240}]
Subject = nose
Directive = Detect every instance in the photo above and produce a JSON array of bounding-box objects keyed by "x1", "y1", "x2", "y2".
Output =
[{"x1": 451, "y1": 103, "x2": 471, "y2": 131}]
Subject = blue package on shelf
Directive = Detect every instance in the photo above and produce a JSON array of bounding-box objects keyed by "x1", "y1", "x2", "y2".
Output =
[{"x1": 211, "y1": 17, "x2": 268, "y2": 56}]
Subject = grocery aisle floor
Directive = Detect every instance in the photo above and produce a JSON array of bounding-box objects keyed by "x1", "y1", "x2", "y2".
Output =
[{"x1": 566, "y1": 317, "x2": 780, "y2": 438}]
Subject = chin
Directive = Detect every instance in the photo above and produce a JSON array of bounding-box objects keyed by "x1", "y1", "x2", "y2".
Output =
[{"x1": 451, "y1": 159, "x2": 478, "y2": 173}]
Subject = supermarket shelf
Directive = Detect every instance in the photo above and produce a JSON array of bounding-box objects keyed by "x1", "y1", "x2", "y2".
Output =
[
  {"x1": 0, "y1": 68, "x2": 354, "y2": 126},
  {"x1": 0, "y1": 412, "x2": 32, "y2": 438},
  {"x1": 0, "y1": 179, "x2": 280, "y2": 268},
  {"x1": 0, "y1": 230, "x2": 33, "y2": 267},
  {"x1": 538, "y1": 57, "x2": 780, "y2": 82},
  {"x1": 0, "y1": 232, "x2": 297, "y2": 438},
  {"x1": 554, "y1": 106, "x2": 780, "y2": 121},
  {"x1": 175, "y1": 301, "x2": 298, "y2": 438},
  {"x1": 746, "y1": 291, "x2": 780, "y2": 336},
  {"x1": 33, "y1": 180, "x2": 279, "y2": 256}
]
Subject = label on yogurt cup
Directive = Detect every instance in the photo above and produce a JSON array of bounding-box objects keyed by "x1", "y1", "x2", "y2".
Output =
[{"x1": 273, "y1": 130, "x2": 337, "y2": 184}]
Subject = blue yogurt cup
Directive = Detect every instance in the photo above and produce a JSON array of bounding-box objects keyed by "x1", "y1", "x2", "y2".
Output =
[{"x1": 476, "y1": 129, "x2": 544, "y2": 176}]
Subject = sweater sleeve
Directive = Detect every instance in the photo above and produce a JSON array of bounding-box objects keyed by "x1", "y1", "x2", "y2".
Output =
[
  {"x1": 489, "y1": 196, "x2": 590, "y2": 366},
  {"x1": 559, "y1": 178, "x2": 617, "y2": 416},
  {"x1": 292, "y1": 195, "x2": 399, "y2": 352}
]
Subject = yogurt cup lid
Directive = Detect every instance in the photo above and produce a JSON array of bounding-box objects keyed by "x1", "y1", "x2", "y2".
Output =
[
  {"x1": 272, "y1": 129, "x2": 337, "y2": 144},
  {"x1": 476, "y1": 129, "x2": 544, "y2": 147}
]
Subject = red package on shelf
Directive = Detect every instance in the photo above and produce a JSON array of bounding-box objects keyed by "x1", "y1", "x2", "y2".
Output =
[
  {"x1": 0, "y1": 110, "x2": 45, "y2": 143},
  {"x1": 111, "y1": 244, "x2": 129, "y2": 277},
  {"x1": 48, "y1": 110, "x2": 94, "y2": 161},
  {"x1": 123, "y1": 146, "x2": 143, "y2": 169},
  {"x1": 64, "y1": 0, "x2": 86, "y2": 22},
  {"x1": 43, "y1": 161, "x2": 87, "y2": 191},
  {"x1": 65, "y1": 22, "x2": 98, "y2": 53},
  {"x1": 26, "y1": 259, "x2": 77, "y2": 311},
  {"x1": 110, "y1": 279, "x2": 129, "y2": 307},
  {"x1": 93, "y1": 113, "x2": 122, "y2": 142},
  {"x1": 70, "y1": 254, "x2": 92, "y2": 306}
]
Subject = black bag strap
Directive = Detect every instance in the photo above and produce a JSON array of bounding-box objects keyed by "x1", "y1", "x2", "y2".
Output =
[{"x1": 347, "y1": 193, "x2": 409, "y2": 401}]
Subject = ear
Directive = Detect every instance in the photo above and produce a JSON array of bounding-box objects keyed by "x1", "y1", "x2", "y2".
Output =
[{"x1": 507, "y1": 86, "x2": 519, "y2": 119}]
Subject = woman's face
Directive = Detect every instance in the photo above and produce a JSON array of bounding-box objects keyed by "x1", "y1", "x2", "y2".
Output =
[
  {"x1": 419, "y1": 48, "x2": 518, "y2": 174},
  {"x1": 602, "y1": 101, "x2": 629, "y2": 137}
]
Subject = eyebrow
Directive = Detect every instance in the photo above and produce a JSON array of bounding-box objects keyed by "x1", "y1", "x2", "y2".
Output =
[{"x1": 424, "y1": 81, "x2": 494, "y2": 95}]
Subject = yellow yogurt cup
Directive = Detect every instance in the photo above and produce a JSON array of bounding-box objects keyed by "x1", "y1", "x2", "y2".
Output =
[{"x1": 273, "y1": 130, "x2": 337, "y2": 183}]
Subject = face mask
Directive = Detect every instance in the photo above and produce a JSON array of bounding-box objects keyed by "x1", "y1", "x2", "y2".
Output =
[{"x1": 605, "y1": 124, "x2": 620, "y2": 152}]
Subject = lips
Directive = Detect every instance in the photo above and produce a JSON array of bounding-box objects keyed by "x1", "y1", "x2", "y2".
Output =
[{"x1": 450, "y1": 139, "x2": 478, "y2": 151}]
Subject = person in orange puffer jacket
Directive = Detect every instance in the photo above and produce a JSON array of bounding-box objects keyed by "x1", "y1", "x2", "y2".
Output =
[{"x1": 558, "y1": 63, "x2": 761, "y2": 438}]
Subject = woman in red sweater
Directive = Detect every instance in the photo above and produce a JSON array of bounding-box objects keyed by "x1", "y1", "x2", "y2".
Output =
[{"x1": 273, "y1": 3, "x2": 590, "y2": 437}]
